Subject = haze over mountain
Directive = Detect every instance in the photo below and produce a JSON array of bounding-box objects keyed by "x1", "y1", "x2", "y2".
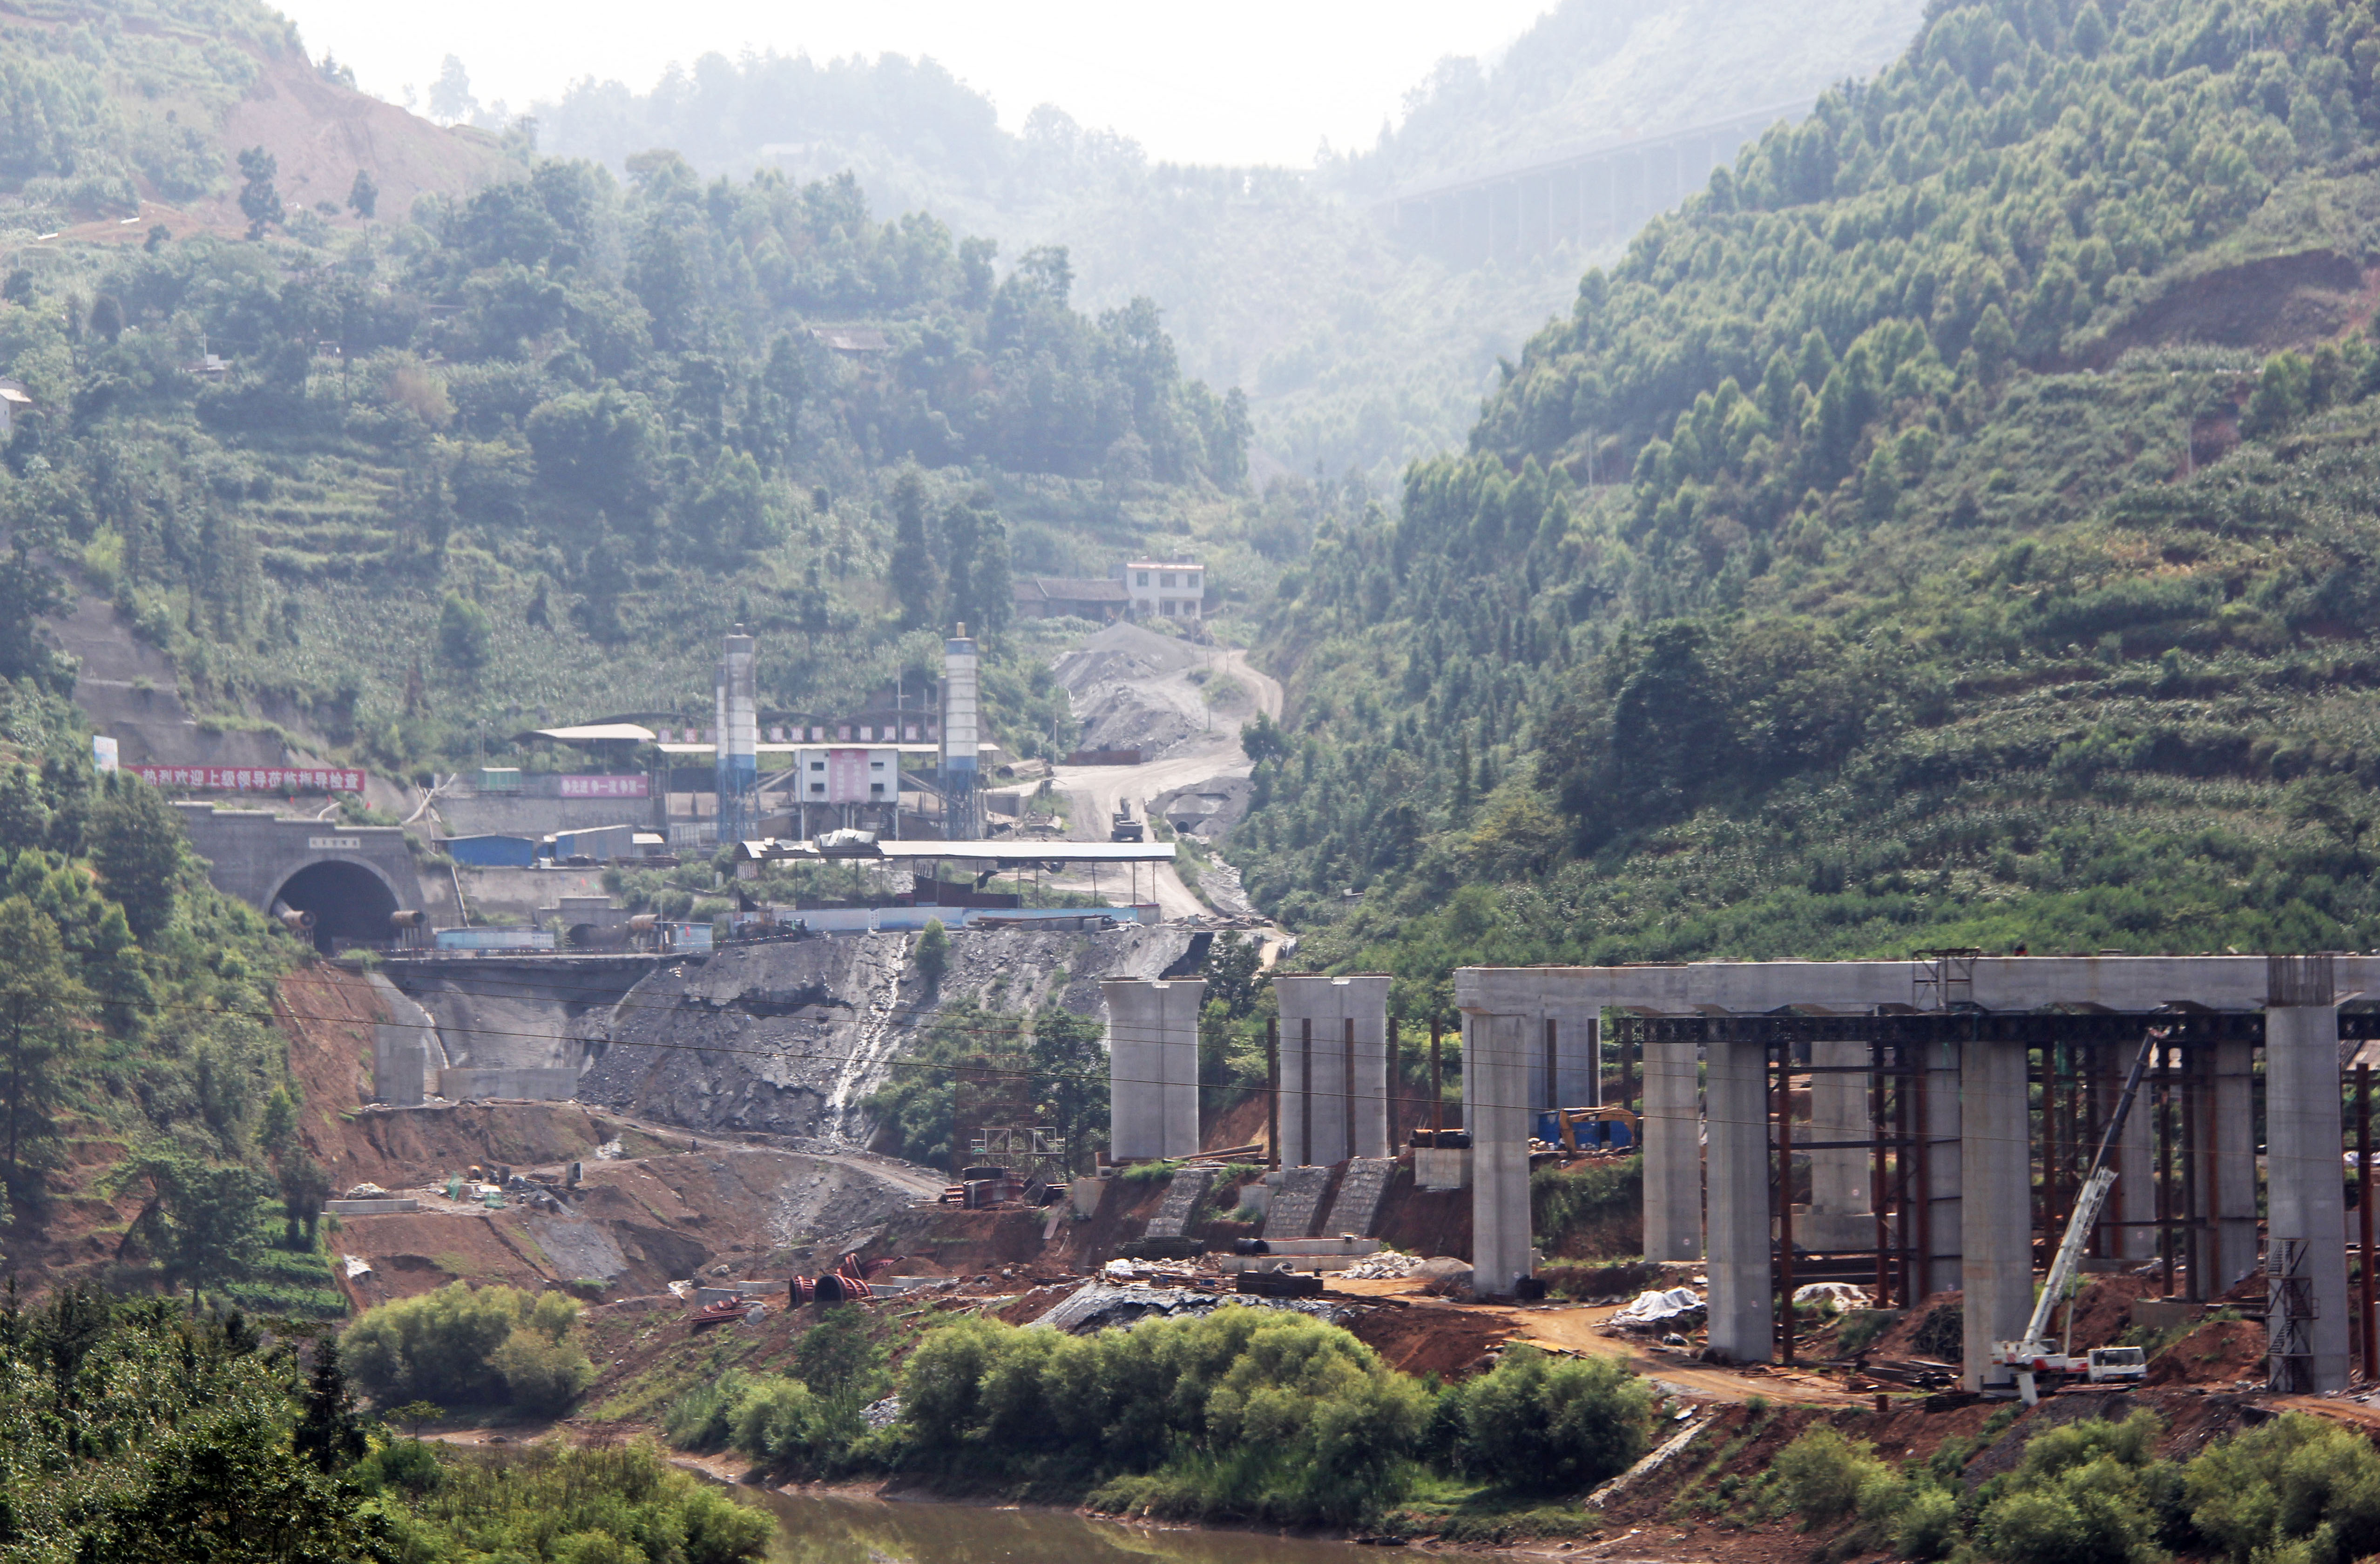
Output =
[{"x1": 524, "y1": 0, "x2": 1931, "y2": 481}]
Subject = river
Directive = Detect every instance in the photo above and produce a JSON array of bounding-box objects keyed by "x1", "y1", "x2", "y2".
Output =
[{"x1": 745, "y1": 1488, "x2": 1391, "y2": 1564}]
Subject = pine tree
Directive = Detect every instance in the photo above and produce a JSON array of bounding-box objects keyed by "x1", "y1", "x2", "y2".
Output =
[
  {"x1": 887, "y1": 466, "x2": 939, "y2": 629},
  {"x1": 294, "y1": 1337, "x2": 368, "y2": 1472},
  {"x1": 87, "y1": 777, "x2": 186, "y2": 940},
  {"x1": 0, "y1": 897, "x2": 91, "y2": 1208},
  {"x1": 0, "y1": 765, "x2": 47, "y2": 852}
]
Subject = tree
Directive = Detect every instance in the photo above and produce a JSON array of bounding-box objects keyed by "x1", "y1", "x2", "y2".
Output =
[
  {"x1": 85, "y1": 1408, "x2": 389, "y2": 1562},
  {"x1": 0, "y1": 897, "x2": 89, "y2": 1207},
  {"x1": 428, "y1": 55, "x2": 478, "y2": 124},
  {"x1": 939, "y1": 488, "x2": 1012, "y2": 635},
  {"x1": 1029, "y1": 1004, "x2": 1107, "y2": 1173},
  {"x1": 109, "y1": 1150, "x2": 273, "y2": 1285},
  {"x1": 436, "y1": 593, "x2": 492, "y2": 671},
  {"x1": 914, "y1": 918, "x2": 949, "y2": 986},
  {"x1": 294, "y1": 1337, "x2": 368, "y2": 1472},
  {"x1": 887, "y1": 466, "x2": 940, "y2": 628},
  {"x1": 0, "y1": 543, "x2": 70, "y2": 690},
  {"x1": 1240, "y1": 711, "x2": 1289, "y2": 763},
  {"x1": 347, "y1": 168, "x2": 378, "y2": 220},
  {"x1": 236, "y1": 147, "x2": 282, "y2": 240},
  {"x1": 87, "y1": 776, "x2": 187, "y2": 938},
  {"x1": 0, "y1": 763, "x2": 47, "y2": 851}
]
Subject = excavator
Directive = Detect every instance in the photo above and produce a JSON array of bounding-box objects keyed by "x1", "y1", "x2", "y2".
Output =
[{"x1": 1994, "y1": 1029, "x2": 2162, "y2": 1404}]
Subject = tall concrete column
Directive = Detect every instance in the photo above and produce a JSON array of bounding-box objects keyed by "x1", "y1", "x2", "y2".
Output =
[
  {"x1": 1961, "y1": 1038, "x2": 2031, "y2": 1393},
  {"x1": 1526, "y1": 1007, "x2": 1602, "y2": 1113},
  {"x1": 2267, "y1": 1000, "x2": 2350, "y2": 1392},
  {"x1": 1643, "y1": 1032, "x2": 1704, "y2": 1262},
  {"x1": 1921, "y1": 1038, "x2": 1962, "y2": 1298},
  {"x1": 1103, "y1": 979, "x2": 1204, "y2": 1161},
  {"x1": 2214, "y1": 1038, "x2": 2258, "y2": 1292},
  {"x1": 2113, "y1": 1058, "x2": 2157, "y2": 1260},
  {"x1": 1275, "y1": 975, "x2": 1390, "y2": 1165},
  {"x1": 1801, "y1": 1036, "x2": 1873, "y2": 1250},
  {"x1": 1464, "y1": 1011, "x2": 1535, "y2": 1296},
  {"x1": 1704, "y1": 1033, "x2": 1771, "y2": 1363}
]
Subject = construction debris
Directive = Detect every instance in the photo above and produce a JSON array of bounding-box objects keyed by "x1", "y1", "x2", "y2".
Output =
[{"x1": 1346, "y1": 1251, "x2": 1427, "y2": 1280}]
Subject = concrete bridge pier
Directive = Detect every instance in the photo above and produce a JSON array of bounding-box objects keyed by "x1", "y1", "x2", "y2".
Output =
[
  {"x1": 2267, "y1": 973, "x2": 2350, "y2": 1392},
  {"x1": 1462, "y1": 1010, "x2": 1535, "y2": 1297},
  {"x1": 1643, "y1": 1032, "x2": 1704, "y2": 1262},
  {"x1": 2214, "y1": 1038, "x2": 2259, "y2": 1291},
  {"x1": 1274, "y1": 974, "x2": 1390, "y2": 1165},
  {"x1": 1704, "y1": 1032, "x2": 1771, "y2": 1362},
  {"x1": 1800, "y1": 1036, "x2": 1874, "y2": 1250},
  {"x1": 1961, "y1": 1039, "x2": 2032, "y2": 1393},
  {"x1": 1920, "y1": 1039, "x2": 1963, "y2": 1297},
  {"x1": 1104, "y1": 979, "x2": 1204, "y2": 1161}
]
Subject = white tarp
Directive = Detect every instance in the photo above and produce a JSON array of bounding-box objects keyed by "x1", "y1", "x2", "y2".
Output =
[{"x1": 1610, "y1": 1287, "x2": 1705, "y2": 1328}]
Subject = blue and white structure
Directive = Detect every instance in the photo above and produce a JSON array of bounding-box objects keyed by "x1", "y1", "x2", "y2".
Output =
[
  {"x1": 715, "y1": 625, "x2": 758, "y2": 844},
  {"x1": 942, "y1": 623, "x2": 979, "y2": 840}
]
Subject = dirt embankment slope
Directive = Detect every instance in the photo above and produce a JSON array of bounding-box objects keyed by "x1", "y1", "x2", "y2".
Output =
[{"x1": 270, "y1": 962, "x2": 948, "y2": 1310}]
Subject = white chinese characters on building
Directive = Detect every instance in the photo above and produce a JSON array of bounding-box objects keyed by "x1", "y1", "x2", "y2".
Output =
[{"x1": 131, "y1": 766, "x2": 366, "y2": 793}]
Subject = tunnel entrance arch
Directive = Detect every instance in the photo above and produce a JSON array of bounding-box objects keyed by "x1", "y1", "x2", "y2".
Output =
[{"x1": 270, "y1": 860, "x2": 399, "y2": 954}]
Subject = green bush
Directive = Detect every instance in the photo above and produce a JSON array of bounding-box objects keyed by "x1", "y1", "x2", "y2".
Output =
[
  {"x1": 1974, "y1": 1409, "x2": 2179, "y2": 1564},
  {"x1": 1444, "y1": 1345, "x2": 1654, "y2": 1494},
  {"x1": 1894, "y1": 1483, "x2": 1959, "y2": 1560},
  {"x1": 1837, "y1": 1308, "x2": 1901, "y2": 1355},
  {"x1": 1774, "y1": 1424, "x2": 1889, "y2": 1527},
  {"x1": 1529, "y1": 1156, "x2": 1641, "y2": 1254},
  {"x1": 661, "y1": 1371, "x2": 750, "y2": 1453},
  {"x1": 660, "y1": 1314, "x2": 885, "y2": 1477},
  {"x1": 899, "y1": 1306, "x2": 1431, "y2": 1525},
  {"x1": 374, "y1": 1439, "x2": 771, "y2": 1564},
  {"x1": 343, "y1": 1283, "x2": 593, "y2": 1411},
  {"x1": 2184, "y1": 1411, "x2": 2380, "y2": 1564},
  {"x1": 915, "y1": 918, "x2": 949, "y2": 984}
]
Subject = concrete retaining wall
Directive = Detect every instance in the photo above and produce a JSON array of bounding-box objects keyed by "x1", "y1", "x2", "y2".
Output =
[{"x1": 438, "y1": 1067, "x2": 581, "y2": 1101}]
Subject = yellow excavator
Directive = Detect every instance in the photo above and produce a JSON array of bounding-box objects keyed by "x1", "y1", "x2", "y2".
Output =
[{"x1": 1537, "y1": 1105, "x2": 1639, "y2": 1153}]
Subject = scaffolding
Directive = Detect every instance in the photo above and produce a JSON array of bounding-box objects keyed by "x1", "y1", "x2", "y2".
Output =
[{"x1": 1606, "y1": 1006, "x2": 2380, "y2": 1369}]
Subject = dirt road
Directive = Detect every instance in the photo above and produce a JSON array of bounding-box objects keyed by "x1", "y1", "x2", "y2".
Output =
[
  {"x1": 1048, "y1": 641, "x2": 1281, "y2": 919},
  {"x1": 1325, "y1": 1280, "x2": 1864, "y2": 1406}
]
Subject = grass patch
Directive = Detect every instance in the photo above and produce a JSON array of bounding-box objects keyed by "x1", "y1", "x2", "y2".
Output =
[{"x1": 1386, "y1": 1475, "x2": 1607, "y2": 1543}]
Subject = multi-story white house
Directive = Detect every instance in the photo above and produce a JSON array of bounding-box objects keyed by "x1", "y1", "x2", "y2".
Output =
[{"x1": 1115, "y1": 559, "x2": 1205, "y2": 621}]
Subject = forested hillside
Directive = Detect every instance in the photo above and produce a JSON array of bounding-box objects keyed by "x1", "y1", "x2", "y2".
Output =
[
  {"x1": 1237, "y1": 0, "x2": 2380, "y2": 998},
  {"x1": 1, "y1": 134, "x2": 1254, "y2": 775},
  {"x1": 532, "y1": 1, "x2": 1926, "y2": 485}
]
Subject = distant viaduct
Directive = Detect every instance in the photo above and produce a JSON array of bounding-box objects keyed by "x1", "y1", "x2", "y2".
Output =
[{"x1": 1377, "y1": 101, "x2": 1810, "y2": 269}]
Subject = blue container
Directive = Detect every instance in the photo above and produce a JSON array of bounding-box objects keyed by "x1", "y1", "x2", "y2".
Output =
[{"x1": 445, "y1": 834, "x2": 538, "y2": 867}]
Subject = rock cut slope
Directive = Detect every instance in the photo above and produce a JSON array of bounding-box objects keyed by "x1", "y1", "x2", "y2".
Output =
[{"x1": 578, "y1": 923, "x2": 1199, "y2": 1142}]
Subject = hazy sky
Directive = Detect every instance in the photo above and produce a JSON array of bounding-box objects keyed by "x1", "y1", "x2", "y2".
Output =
[{"x1": 276, "y1": 0, "x2": 1559, "y2": 167}]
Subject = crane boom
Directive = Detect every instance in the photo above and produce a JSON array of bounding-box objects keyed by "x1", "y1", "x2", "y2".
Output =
[{"x1": 1998, "y1": 1028, "x2": 2163, "y2": 1401}]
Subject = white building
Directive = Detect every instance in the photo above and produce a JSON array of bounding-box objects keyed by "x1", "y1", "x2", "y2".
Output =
[{"x1": 1116, "y1": 559, "x2": 1204, "y2": 621}]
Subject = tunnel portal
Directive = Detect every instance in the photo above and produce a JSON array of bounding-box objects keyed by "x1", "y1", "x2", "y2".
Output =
[{"x1": 272, "y1": 860, "x2": 399, "y2": 954}]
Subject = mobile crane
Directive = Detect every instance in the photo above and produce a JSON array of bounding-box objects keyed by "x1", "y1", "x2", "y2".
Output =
[{"x1": 1994, "y1": 1029, "x2": 2162, "y2": 1404}]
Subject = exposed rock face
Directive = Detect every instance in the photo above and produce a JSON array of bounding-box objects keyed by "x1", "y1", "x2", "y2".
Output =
[{"x1": 575, "y1": 923, "x2": 1198, "y2": 1140}]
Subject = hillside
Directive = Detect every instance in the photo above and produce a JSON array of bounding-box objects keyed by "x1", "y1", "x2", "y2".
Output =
[
  {"x1": 4, "y1": 135, "x2": 1261, "y2": 782},
  {"x1": 0, "y1": 0, "x2": 497, "y2": 236},
  {"x1": 1232, "y1": 0, "x2": 2380, "y2": 997},
  {"x1": 532, "y1": 0, "x2": 1928, "y2": 484}
]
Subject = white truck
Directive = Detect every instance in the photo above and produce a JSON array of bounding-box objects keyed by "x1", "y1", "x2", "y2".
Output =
[{"x1": 1994, "y1": 1030, "x2": 2162, "y2": 1404}]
